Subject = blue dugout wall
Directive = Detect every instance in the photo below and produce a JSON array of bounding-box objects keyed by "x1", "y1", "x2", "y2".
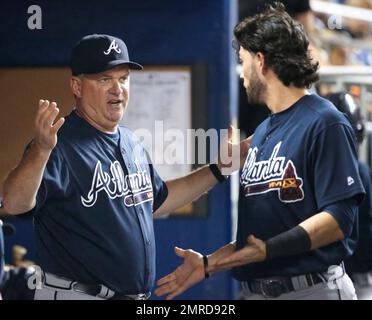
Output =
[{"x1": 0, "y1": 0, "x2": 238, "y2": 299}]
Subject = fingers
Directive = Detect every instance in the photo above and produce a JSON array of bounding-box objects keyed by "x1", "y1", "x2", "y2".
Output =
[
  {"x1": 34, "y1": 99, "x2": 64, "y2": 152},
  {"x1": 157, "y1": 272, "x2": 176, "y2": 286},
  {"x1": 52, "y1": 117, "x2": 65, "y2": 133},
  {"x1": 37, "y1": 100, "x2": 58, "y2": 127},
  {"x1": 247, "y1": 234, "x2": 264, "y2": 247},
  {"x1": 36, "y1": 100, "x2": 64, "y2": 130},
  {"x1": 162, "y1": 281, "x2": 188, "y2": 300},
  {"x1": 174, "y1": 246, "x2": 186, "y2": 258},
  {"x1": 155, "y1": 273, "x2": 184, "y2": 300},
  {"x1": 246, "y1": 234, "x2": 255, "y2": 243},
  {"x1": 166, "y1": 287, "x2": 184, "y2": 300},
  {"x1": 155, "y1": 279, "x2": 178, "y2": 297},
  {"x1": 38, "y1": 99, "x2": 52, "y2": 112},
  {"x1": 36, "y1": 99, "x2": 50, "y2": 121},
  {"x1": 44, "y1": 102, "x2": 60, "y2": 127}
]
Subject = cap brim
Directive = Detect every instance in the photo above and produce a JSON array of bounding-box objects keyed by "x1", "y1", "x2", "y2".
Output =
[
  {"x1": 71, "y1": 60, "x2": 143, "y2": 76},
  {"x1": 106, "y1": 60, "x2": 143, "y2": 71}
]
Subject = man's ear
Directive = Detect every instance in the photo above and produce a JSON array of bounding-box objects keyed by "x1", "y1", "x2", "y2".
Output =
[
  {"x1": 70, "y1": 77, "x2": 82, "y2": 98},
  {"x1": 255, "y1": 52, "x2": 267, "y2": 74}
]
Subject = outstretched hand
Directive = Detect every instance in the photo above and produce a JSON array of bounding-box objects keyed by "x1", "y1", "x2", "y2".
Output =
[
  {"x1": 219, "y1": 125, "x2": 252, "y2": 176},
  {"x1": 33, "y1": 99, "x2": 65, "y2": 153},
  {"x1": 155, "y1": 247, "x2": 205, "y2": 300}
]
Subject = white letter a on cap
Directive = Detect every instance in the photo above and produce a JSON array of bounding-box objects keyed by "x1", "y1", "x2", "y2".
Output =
[{"x1": 103, "y1": 40, "x2": 121, "y2": 55}]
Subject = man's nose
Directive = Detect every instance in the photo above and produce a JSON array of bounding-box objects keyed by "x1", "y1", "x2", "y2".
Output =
[{"x1": 110, "y1": 80, "x2": 124, "y2": 95}]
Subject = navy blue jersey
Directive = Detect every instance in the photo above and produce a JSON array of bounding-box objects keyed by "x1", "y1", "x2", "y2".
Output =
[
  {"x1": 234, "y1": 94, "x2": 365, "y2": 281},
  {"x1": 33, "y1": 111, "x2": 168, "y2": 294},
  {"x1": 345, "y1": 161, "x2": 372, "y2": 273}
]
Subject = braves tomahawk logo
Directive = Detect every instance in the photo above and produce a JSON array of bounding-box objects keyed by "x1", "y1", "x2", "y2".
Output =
[
  {"x1": 103, "y1": 40, "x2": 121, "y2": 55},
  {"x1": 81, "y1": 160, "x2": 153, "y2": 207},
  {"x1": 240, "y1": 142, "x2": 304, "y2": 202}
]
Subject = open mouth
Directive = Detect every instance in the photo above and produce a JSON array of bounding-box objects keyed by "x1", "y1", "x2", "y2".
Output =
[{"x1": 108, "y1": 99, "x2": 123, "y2": 107}]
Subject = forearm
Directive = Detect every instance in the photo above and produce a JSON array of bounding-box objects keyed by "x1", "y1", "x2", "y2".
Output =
[
  {"x1": 3, "y1": 143, "x2": 50, "y2": 214},
  {"x1": 266, "y1": 211, "x2": 345, "y2": 260},
  {"x1": 207, "y1": 241, "x2": 236, "y2": 275},
  {"x1": 299, "y1": 211, "x2": 345, "y2": 250},
  {"x1": 210, "y1": 212, "x2": 347, "y2": 271},
  {"x1": 154, "y1": 165, "x2": 220, "y2": 217}
]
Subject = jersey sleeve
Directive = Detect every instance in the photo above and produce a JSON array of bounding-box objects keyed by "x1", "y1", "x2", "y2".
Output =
[
  {"x1": 358, "y1": 162, "x2": 372, "y2": 222},
  {"x1": 35, "y1": 147, "x2": 70, "y2": 213},
  {"x1": 309, "y1": 123, "x2": 365, "y2": 210},
  {"x1": 148, "y1": 163, "x2": 168, "y2": 213},
  {"x1": 352, "y1": 162, "x2": 372, "y2": 270},
  {"x1": 322, "y1": 198, "x2": 358, "y2": 238}
]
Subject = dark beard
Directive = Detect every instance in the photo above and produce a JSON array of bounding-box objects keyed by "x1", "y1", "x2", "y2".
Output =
[
  {"x1": 245, "y1": 69, "x2": 266, "y2": 106},
  {"x1": 245, "y1": 84, "x2": 266, "y2": 106}
]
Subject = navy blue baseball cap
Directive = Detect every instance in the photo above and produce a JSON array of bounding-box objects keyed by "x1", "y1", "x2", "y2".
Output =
[{"x1": 70, "y1": 34, "x2": 143, "y2": 76}]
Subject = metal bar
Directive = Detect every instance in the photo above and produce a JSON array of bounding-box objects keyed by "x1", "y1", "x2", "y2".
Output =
[{"x1": 311, "y1": 0, "x2": 372, "y2": 23}]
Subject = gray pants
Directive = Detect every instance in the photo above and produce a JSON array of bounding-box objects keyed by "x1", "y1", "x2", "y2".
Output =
[
  {"x1": 352, "y1": 272, "x2": 372, "y2": 300},
  {"x1": 241, "y1": 268, "x2": 357, "y2": 300}
]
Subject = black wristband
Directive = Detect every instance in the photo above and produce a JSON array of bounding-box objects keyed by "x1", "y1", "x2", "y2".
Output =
[
  {"x1": 209, "y1": 164, "x2": 228, "y2": 183},
  {"x1": 265, "y1": 225, "x2": 311, "y2": 261},
  {"x1": 203, "y1": 255, "x2": 210, "y2": 279}
]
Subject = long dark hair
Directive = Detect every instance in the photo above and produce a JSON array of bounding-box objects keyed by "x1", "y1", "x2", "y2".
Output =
[{"x1": 234, "y1": 2, "x2": 319, "y2": 88}]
